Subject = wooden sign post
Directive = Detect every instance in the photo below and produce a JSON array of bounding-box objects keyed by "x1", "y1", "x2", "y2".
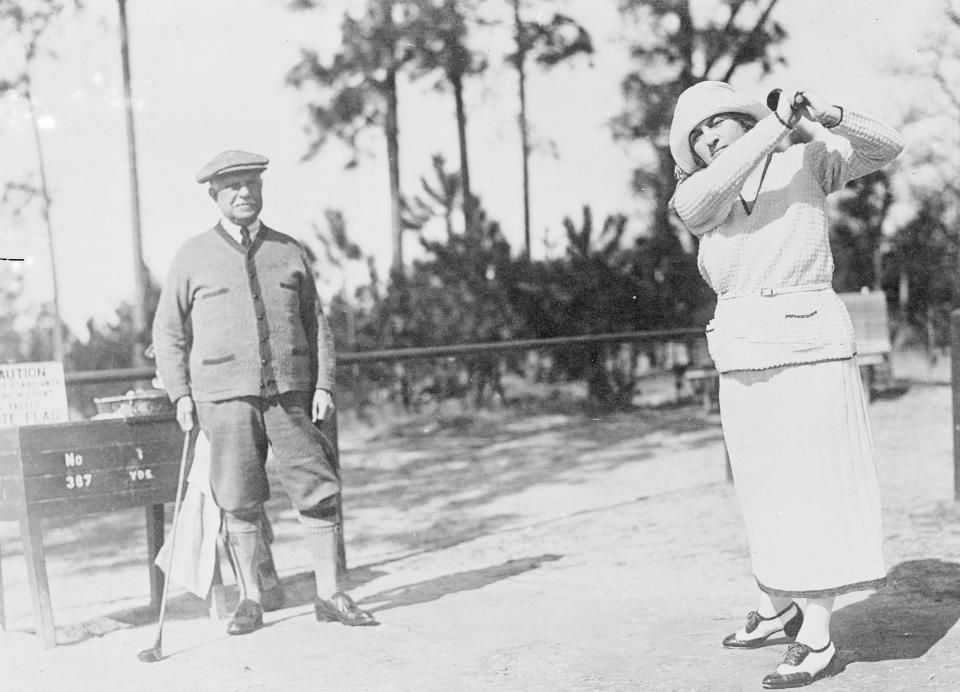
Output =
[{"x1": 0, "y1": 416, "x2": 184, "y2": 647}]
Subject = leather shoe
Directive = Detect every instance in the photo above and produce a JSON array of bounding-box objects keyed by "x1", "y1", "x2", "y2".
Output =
[
  {"x1": 723, "y1": 601, "x2": 803, "y2": 649},
  {"x1": 762, "y1": 641, "x2": 836, "y2": 689},
  {"x1": 227, "y1": 598, "x2": 264, "y2": 635},
  {"x1": 314, "y1": 591, "x2": 378, "y2": 627}
]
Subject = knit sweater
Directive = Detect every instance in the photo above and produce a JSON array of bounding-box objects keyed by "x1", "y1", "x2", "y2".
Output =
[
  {"x1": 152, "y1": 224, "x2": 336, "y2": 403},
  {"x1": 672, "y1": 110, "x2": 904, "y2": 373}
]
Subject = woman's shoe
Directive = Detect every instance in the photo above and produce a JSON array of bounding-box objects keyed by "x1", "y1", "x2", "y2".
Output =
[
  {"x1": 761, "y1": 640, "x2": 836, "y2": 688},
  {"x1": 722, "y1": 601, "x2": 803, "y2": 649}
]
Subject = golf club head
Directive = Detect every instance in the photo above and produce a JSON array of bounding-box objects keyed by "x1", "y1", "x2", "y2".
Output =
[
  {"x1": 766, "y1": 88, "x2": 782, "y2": 111},
  {"x1": 137, "y1": 645, "x2": 163, "y2": 663}
]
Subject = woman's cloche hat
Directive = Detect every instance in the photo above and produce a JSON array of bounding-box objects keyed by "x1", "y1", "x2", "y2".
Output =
[{"x1": 669, "y1": 81, "x2": 769, "y2": 175}]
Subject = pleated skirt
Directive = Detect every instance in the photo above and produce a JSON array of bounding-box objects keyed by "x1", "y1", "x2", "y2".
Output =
[{"x1": 719, "y1": 357, "x2": 886, "y2": 597}]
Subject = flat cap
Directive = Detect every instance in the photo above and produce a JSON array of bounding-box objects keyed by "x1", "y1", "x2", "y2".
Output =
[{"x1": 195, "y1": 150, "x2": 269, "y2": 184}]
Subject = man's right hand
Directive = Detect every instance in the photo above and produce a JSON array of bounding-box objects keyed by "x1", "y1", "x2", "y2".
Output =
[{"x1": 176, "y1": 395, "x2": 195, "y2": 432}]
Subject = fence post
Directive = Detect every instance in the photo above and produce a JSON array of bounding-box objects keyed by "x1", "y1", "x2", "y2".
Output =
[{"x1": 951, "y1": 310, "x2": 960, "y2": 502}]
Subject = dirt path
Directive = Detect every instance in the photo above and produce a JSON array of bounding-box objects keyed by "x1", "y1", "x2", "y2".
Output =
[{"x1": 1, "y1": 380, "x2": 959, "y2": 691}]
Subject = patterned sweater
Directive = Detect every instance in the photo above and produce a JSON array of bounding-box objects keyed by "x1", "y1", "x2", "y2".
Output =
[
  {"x1": 672, "y1": 111, "x2": 904, "y2": 372},
  {"x1": 152, "y1": 224, "x2": 336, "y2": 403}
]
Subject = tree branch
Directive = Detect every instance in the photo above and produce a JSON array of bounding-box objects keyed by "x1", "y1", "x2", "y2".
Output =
[
  {"x1": 718, "y1": 0, "x2": 781, "y2": 82},
  {"x1": 702, "y1": 0, "x2": 749, "y2": 76}
]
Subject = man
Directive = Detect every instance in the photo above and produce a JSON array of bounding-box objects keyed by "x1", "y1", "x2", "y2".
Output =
[{"x1": 153, "y1": 150, "x2": 376, "y2": 634}]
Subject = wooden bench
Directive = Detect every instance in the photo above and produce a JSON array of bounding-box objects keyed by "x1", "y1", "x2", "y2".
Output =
[{"x1": 838, "y1": 290, "x2": 893, "y2": 401}]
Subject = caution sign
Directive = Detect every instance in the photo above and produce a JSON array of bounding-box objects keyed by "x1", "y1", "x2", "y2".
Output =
[{"x1": 0, "y1": 361, "x2": 69, "y2": 428}]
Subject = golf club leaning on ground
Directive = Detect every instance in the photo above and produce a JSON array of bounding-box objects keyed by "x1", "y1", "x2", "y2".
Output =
[{"x1": 138, "y1": 426, "x2": 196, "y2": 663}]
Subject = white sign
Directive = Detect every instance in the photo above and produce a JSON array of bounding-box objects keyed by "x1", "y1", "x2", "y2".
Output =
[{"x1": 0, "y1": 361, "x2": 69, "y2": 428}]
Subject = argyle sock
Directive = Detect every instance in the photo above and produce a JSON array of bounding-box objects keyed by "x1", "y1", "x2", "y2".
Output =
[
  {"x1": 300, "y1": 515, "x2": 339, "y2": 599},
  {"x1": 224, "y1": 513, "x2": 262, "y2": 604}
]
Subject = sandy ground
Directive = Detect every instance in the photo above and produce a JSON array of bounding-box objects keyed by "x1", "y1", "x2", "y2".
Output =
[{"x1": 1, "y1": 350, "x2": 959, "y2": 691}]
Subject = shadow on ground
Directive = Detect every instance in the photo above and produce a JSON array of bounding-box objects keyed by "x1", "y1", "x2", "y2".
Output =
[
  {"x1": 1, "y1": 403, "x2": 716, "y2": 646},
  {"x1": 45, "y1": 553, "x2": 559, "y2": 647},
  {"x1": 829, "y1": 559, "x2": 960, "y2": 675},
  {"x1": 359, "y1": 553, "x2": 562, "y2": 612},
  {"x1": 335, "y1": 404, "x2": 722, "y2": 554}
]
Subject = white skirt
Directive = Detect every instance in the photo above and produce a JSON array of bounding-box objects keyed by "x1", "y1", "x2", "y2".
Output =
[{"x1": 719, "y1": 358, "x2": 885, "y2": 597}]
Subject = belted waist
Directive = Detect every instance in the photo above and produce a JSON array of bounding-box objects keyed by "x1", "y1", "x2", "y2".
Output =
[{"x1": 717, "y1": 283, "x2": 832, "y2": 300}]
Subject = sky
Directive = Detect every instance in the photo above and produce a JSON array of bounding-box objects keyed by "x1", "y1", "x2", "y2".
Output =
[{"x1": 0, "y1": 0, "x2": 942, "y2": 338}]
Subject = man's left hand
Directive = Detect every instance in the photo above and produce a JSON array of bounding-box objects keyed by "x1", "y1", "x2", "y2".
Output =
[{"x1": 312, "y1": 389, "x2": 335, "y2": 422}]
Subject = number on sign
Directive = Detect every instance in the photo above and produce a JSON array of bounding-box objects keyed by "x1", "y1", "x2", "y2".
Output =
[{"x1": 65, "y1": 473, "x2": 93, "y2": 489}]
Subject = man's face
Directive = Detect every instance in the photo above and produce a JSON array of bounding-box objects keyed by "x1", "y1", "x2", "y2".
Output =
[{"x1": 209, "y1": 171, "x2": 263, "y2": 226}]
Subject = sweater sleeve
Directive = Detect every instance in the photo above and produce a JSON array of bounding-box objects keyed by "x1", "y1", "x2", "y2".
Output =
[
  {"x1": 151, "y1": 249, "x2": 193, "y2": 403},
  {"x1": 671, "y1": 114, "x2": 792, "y2": 237},
  {"x1": 803, "y1": 110, "x2": 905, "y2": 194},
  {"x1": 299, "y1": 253, "x2": 337, "y2": 393}
]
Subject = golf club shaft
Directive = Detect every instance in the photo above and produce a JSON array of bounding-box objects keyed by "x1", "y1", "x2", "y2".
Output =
[{"x1": 151, "y1": 427, "x2": 196, "y2": 649}]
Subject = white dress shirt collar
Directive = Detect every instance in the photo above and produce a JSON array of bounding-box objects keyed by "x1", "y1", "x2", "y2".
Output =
[{"x1": 220, "y1": 216, "x2": 262, "y2": 244}]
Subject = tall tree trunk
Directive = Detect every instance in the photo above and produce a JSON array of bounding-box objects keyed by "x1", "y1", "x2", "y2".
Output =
[
  {"x1": 512, "y1": 0, "x2": 531, "y2": 259},
  {"x1": 451, "y1": 73, "x2": 474, "y2": 238},
  {"x1": 118, "y1": 0, "x2": 148, "y2": 366},
  {"x1": 24, "y1": 78, "x2": 64, "y2": 363},
  {"x1": 384, "y1": 2, "x2": 403, "y2": 273},
  {"x1": 385, "y1": 66, "x2": 403, "y2": 272}
]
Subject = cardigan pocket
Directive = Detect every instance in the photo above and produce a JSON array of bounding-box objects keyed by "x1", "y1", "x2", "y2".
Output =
[
  {"x1": 201, "y1": 354, "x2": 235, "y2": 366},
  {"x1": 200, "y1": 287, "x2": 230, "y2": 300}
]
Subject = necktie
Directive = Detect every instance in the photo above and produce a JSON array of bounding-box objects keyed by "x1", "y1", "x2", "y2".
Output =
[{"x1": 240, "y1": 227, "x2": 251, "y2": 248}]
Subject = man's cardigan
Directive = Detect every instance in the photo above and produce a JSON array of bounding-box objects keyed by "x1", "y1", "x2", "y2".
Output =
[{"x1": 152, "y1": 224, "x2": 336, "y2": 403}]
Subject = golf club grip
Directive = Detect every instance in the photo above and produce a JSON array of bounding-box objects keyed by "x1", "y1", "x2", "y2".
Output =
[{"x1": 766, "y1": 88, "x2": 806, "y2": 112}]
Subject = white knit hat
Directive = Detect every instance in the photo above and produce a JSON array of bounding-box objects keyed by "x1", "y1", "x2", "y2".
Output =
[{"x1": 669, "y1": 81, "x2": 769, "y2": 175}]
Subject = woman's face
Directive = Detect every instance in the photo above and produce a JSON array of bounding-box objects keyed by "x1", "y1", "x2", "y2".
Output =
[{"x1": 689, "y1": 113, "x2": 750, "y2": 168}]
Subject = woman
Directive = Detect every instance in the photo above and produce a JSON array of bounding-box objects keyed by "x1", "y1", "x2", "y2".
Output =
[{"x1": 668, "y1": 81, "x2": 903, "y2": 689}]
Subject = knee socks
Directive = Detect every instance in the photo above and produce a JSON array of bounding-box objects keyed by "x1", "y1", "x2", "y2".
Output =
[
  {"x1": 299, "y1": 514, "x2": 339, "y2": 599},
  {"x1": 224, "y1": 512, "x2": 262, "y2": 605}
]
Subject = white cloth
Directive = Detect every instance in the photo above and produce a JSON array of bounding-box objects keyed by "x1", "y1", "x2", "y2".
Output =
[
  {"x1": 720, "y1": 358, "x2": 885, "y2": 596},
  {"x1": 154, "y1": 432, "x2": 222, "y2": 599}
]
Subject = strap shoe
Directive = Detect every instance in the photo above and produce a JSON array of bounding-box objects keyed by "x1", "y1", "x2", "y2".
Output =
[
  {"x1": 722, "y1": 601, "x2": 803, "y2": 649},
  {"x1": 762, "y1": 640, "x2": 836, "y2": 688}
]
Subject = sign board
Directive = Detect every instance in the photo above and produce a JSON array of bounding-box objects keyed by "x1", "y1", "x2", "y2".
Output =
[{"x1": 0, "y1": 361, "x2": 69, "y2": 428}]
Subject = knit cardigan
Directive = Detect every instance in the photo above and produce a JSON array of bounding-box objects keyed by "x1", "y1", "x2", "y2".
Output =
[
  {"x1": 152, "y1": 224, "x2": 336, "y2": 403},
  {"x1": 672, "y1": 110, "x2": 904, "y2": 373}
]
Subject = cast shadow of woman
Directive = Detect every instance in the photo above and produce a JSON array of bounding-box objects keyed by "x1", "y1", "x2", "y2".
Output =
[{"x1": 829, "y1": 559, "x2": 960, "y2": 672}]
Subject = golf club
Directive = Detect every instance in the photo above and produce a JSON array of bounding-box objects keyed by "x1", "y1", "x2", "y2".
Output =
[
  {"x1": 138, "y1": 426, "x2": 196, "y2": 663},
  {"x1": 766, "y1": 87, "x2": 806, "y2": 112}
]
